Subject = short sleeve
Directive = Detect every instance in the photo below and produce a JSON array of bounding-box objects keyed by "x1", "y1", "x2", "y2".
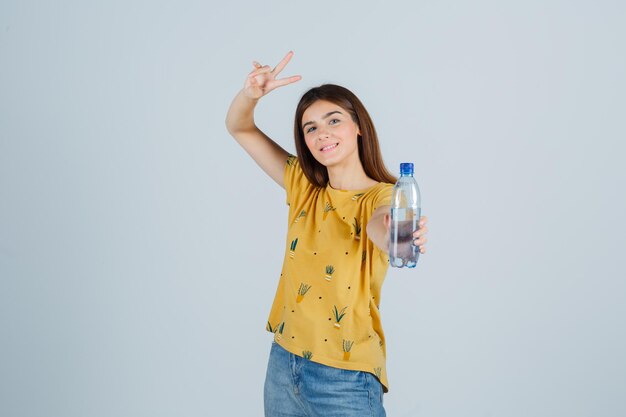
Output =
[
  {"x1": 370, "y1": 183, "x2": 394, "y2": 212},
  {"x1": 283, "y1": 154, "x2": 312, "y2": 206}
]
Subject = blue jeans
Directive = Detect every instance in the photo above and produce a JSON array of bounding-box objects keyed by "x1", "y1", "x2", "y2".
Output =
[{"x1": 264, "y1": 341, "x2": 386, "y2": 417}]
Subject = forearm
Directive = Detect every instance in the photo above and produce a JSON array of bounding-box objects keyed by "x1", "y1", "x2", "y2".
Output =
[
  {"x1": 225, "y1": 89, "x2": 259, "y2": 134},
  {"x1": 366, "y1": 214, "x2": 389, "y2": 254}
]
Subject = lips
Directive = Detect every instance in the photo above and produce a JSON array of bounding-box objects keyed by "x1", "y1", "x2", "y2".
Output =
[{"x1": 320, "y1": 143, "x2": 339, "y2": 152}]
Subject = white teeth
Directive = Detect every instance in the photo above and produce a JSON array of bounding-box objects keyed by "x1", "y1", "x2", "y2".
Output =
[{"x1": 321, "y1": 143, "x2": 338, "y2": 151}]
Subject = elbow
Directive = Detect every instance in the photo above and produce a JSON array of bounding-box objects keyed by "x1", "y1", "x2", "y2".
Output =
[
  {"x1": 225, "y1": 110, "x2": 241, "y2": 135},
  {"x1": 225, "y1": 115, "x2": 236, "y2": 135},
  {"x1": 225, "y1": 117, "x2": 255, "y2": 137},
  {"x1": 225, "y1": 122, "x2": 243, "y2": 138},
  {"x1": 225, "y1": 123, "x2": 235, "y2": 136}
]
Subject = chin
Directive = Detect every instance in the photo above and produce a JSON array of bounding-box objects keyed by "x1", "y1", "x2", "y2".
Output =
[{"x1": 316, "y1": 155, "x2": 342, "y2": 168}]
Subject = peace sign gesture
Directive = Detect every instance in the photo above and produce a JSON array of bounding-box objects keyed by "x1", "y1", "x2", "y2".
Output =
[{"x1": 243, "y1": 51, "x2": 302, "y2": 100}]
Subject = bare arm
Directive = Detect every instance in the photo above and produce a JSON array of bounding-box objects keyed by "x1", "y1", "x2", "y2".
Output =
[
  {"x1": 367, "y1": 205, "x2": 391, "y2": 253},
  {"x1": 225, "y1": 51, "x2": 301, "y2": 188},
  {"x1": 225, "y1": 90, "x2": 290, "y2": 187}
]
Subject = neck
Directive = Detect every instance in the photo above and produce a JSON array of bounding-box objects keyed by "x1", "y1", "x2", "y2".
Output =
[{"x1": 327, "y1": 158, "x2": 377, "y2": 191}]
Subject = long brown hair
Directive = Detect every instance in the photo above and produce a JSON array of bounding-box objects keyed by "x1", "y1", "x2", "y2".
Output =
[{"x1": 293, "y1": 84, "x2": 397, "y2": 187}]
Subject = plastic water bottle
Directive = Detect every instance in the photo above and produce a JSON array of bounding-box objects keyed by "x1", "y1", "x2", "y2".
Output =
[{"x1": 389, "y1": 163, "x2": 421, "y2": 268}]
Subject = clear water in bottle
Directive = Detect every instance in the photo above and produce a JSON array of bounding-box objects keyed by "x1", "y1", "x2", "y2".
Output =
[{"x1": 389, "y1": 163, "x2": 421, "y2": 268}]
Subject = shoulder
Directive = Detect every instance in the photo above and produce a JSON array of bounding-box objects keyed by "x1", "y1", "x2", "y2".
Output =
[
  {"x1": 284, "y1": 154, "x2": 317, "y2": 205},
  {"x1": 370, "y1": 181, "x2": 394, "y2": 200}
]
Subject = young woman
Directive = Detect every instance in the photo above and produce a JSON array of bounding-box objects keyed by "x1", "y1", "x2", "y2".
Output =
[{"x1": 226, "y1": 51, "x2": 429, "y2": 417}]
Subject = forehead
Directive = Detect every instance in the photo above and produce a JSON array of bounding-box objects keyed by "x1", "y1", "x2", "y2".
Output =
[{"x1": 302, "y1": 100, "x2": 347, "y2": 121}]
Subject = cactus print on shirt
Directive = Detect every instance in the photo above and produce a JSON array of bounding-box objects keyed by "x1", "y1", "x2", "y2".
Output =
[{"x1": 265, "y1": 155, "x2": 394, "y2": 392}]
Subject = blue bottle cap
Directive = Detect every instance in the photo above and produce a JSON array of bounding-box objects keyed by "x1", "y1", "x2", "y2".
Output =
[{"x1": 400, "y1": 163, "x2": 414, "y2": 175}]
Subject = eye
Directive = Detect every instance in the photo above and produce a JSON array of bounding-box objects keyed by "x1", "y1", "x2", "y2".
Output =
[
  {"x1": 306, "y1": 126, "x2": 316, "y2": 133},
  {"x1": 329, "y1": 118, "x2": 340, "y2": 125}
]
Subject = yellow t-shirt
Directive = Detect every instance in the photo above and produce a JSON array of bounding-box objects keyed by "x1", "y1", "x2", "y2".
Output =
[{"x1": 266, "y1": 154, "x2": 394, "y2": 392}]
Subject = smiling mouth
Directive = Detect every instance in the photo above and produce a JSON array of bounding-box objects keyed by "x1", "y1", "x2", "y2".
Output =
[{"x1": 320, "y1": 143, "x2": 339, "y2": 152}]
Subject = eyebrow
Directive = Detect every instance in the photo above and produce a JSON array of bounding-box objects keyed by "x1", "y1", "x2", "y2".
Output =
[{"x1": 302, "y1": 111, "x2": 343, "y2": 130}]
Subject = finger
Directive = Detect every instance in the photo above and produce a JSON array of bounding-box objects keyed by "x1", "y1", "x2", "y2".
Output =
[
  {"x1": 412, "y1": 226, "x2": 428, "y2": 237},
  {"x1": 419, "y1": 216, "x2": 428, "y2": 227},
  {"x1": 413, "y1": 236, "x2": 427, "y2": 245},
  {"x1": 250, "y1": 65, "x2": 272, "y2": 73},
  {"x1": 271, "y1": 75, "x2": 302, "y2": 88},
  {"x1": 419, "y1": 246, "x2": 426, "y2": 254},
  {"x1": 247, "y1": 74, "x2": 259, "y2": 86},
  {"x1": 273, "y1": 50, "x2": 294, "y2": 76},
  {"x1": 384, "y1": 213, "x2": 391, "y2": 229},
  {"x1": 249, "y1": 61, "x2": 262, "y2": 73},
  {"x1": 248, "y1": 65, "x2": 273, "y2": 77}
]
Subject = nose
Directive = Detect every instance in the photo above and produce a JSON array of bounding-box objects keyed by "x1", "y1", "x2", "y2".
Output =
[{"x1": 317, "y1": 126, "x2": 330, "y2": 140}]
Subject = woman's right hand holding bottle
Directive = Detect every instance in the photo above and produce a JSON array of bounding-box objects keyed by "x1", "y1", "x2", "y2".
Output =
[{"x1": 243, "y1": 51, "x2": 302, "y2": 100}]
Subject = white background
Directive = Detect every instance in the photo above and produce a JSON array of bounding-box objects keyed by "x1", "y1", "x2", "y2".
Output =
[{"x1": 1, "y1": 1, "x2": 625, "y2": 416}]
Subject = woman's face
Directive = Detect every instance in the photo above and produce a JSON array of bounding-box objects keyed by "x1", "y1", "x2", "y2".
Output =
[{"x1": 301, "y1": 100, "x2": 361, "y2": 168}]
